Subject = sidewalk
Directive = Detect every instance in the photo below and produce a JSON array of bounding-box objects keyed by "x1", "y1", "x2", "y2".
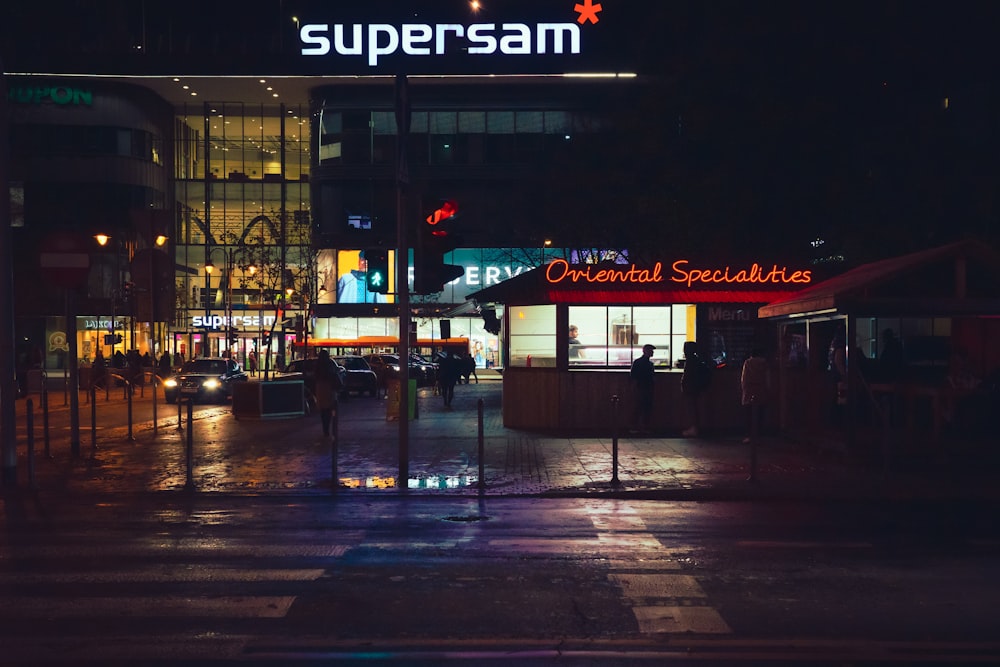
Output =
[{"x1": 5, "y1": 376, "x2": 998, "y2": 502}]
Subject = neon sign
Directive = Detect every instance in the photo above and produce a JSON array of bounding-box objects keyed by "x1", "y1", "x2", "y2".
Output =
[
  {"x1": 8, "y1": 86, "x2": 92, "y2": 106},
  {"x1": 544, "y1": 258, "x2": 812, "y2": 287},
  {"x1": 300, "y1": 22, "x2": 582, "y2": 67},
  {"x1": 670, "y1": 260, "x2": 812, "y2": 287},
  {"x1": 546, "y1": 259, "x2": 663, "y2": 284}
]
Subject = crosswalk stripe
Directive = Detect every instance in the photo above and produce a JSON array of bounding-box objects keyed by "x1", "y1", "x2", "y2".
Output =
[
  {"x1": 0, "y1": 568, "x2": 325, "y2": 584},
  {"x1": 0, "y1": 596, "x2": 296, "y2": 618}
]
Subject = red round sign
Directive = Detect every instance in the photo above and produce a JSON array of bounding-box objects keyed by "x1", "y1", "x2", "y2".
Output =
[{"x1": 40, "y1": 231, "x2": 91, "y2": 288}]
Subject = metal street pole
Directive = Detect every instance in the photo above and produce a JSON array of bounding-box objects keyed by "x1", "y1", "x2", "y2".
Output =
[{"x1": 0, "y1": 63, "x2": 17, "y2": 485}]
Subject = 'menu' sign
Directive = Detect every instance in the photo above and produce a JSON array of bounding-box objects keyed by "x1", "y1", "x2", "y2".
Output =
[{"x1": 545, "y1": 259, "x2": 812, "y2": 287}]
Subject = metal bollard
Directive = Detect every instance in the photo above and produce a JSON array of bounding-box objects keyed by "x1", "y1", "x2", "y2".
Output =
[
  {"x1": 126, "y1": 381, "x2": 135, "y2": 441},
  {"x1": 151, "y1": 375, "x2": 158, "y2": 436},
  {"x1": 610, "y1": 394, "x2": 621, "y2": 486},
  {"x1": 90, "y1": 385, "x2": 97, "y2": 453},
  {"x1": 184, "y1": 400, "x2": 195, "y2": 490},
  {"x1": 42, "y1": 384, "x2": 51, "y2": 458},
  {"x1": 177, "y1": 397, "x2": 184, "y2": 431},
  {"x1": 26, "y1": 398, "x2": 35, "y2": 488},
  {"x1": 747, "y1": 405, "x2": 760, "y2": 483},
  {"x1": 330, "y1": 405, "x2": 339, "y2": 493},
  {"x1": 477, "y1": 398, "x2": 485, "y2": 490}
]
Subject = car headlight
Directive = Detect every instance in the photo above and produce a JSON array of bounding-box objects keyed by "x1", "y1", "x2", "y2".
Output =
[
  {"x1": 164, "y1": 378, "x2": 178, "y2": 388},
  {"x1": 389, "y1": 364, "x2": 400, "y2": 372},
  {"x1": 203, "y1": 378, "x2": 221, "y2": 390}
]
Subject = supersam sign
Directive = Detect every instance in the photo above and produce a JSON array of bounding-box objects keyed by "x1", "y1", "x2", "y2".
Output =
[
  {"x1": 299, "y1": 1, "x2": 605, "y2": 67},
  {"x1": 545, "y1": 259, "x2": 813, "y2": 287}
]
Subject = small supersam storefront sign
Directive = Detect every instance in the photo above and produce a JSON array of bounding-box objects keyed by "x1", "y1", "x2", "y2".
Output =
[{"x1": 544, "y1": 259, "x2": 813, "y2": 287}]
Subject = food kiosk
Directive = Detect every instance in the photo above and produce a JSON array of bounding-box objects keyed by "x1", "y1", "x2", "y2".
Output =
[{"x1": 466, "y1": 257, "x2": 813, "y2": 431}]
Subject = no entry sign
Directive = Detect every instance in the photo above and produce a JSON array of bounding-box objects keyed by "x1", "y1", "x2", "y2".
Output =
[{"x1": 40, "y1": 231, "x2": 91, "y2": 288}]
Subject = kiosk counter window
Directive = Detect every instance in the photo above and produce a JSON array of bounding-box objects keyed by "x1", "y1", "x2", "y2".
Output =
[
  {"x1": 508, "y1": 304, "x2": 696, "y2": 370},
  {"x1": 567, "y1": 305, "x2": 693, "y2": 369}
]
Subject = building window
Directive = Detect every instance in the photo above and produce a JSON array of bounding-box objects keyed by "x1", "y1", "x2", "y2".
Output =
[{"x1": 508, "y1": 305, "x2": 556, "y2": 367}]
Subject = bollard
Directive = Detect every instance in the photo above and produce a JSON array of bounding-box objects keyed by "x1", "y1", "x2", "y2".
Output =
[
  {"x1": 330, "y1": 405, "x2": 339, "y2": 493},
  {"x1": 477, "y1": 398, "x2": 485, "y2": 490},
  {"x1": 26, "y1": 398, "x2": 35, "y2": 488},
  {"x1": 42, "y1": 383, "x2": 51, "y2": 458},
  {"x1": 150, "y1": 373, "x2": 158, "y2": 436},
  {"x1": 610, "y1": 394, "x2": 621, "y2": 487},
  {"x1": 90, "y1": 384, "x2": 97, "y2": 453},
  {"x1": 184, "y1": 399, "x2": 195, "y2": 490},
  {"x1": 126, "y1": 381, "x2": 135, "y2": 441},
  {"x1": 177, "y1": 396, "x2": 184, "y2": 431},
  {"x1": 747, "y1": 405, "x2": 760, "y2": 483}
]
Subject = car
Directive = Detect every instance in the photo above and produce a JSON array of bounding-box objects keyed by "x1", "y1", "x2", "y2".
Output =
[
  {"x1": 283, "y1": 357, "x2": 348, "y2": 401},
  {"x1": 163, "y1": 357, "x2": 248, "y2": 404},
  {"x1": 332, "y1": 355, "x2": 379, "y2": 397},
  {"x1": 409, "y1": 353, "x2": 439, "y2": 386},
  {"x1": 364, "y1": 353, "x2": 438, "y2": 388}
]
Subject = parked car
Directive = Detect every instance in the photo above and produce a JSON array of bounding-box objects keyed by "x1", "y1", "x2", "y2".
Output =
[
  {"x1": 332, "y1": 355, "x2": 380, "y2": 397},
  {"x1": 163, "y1": 358, "x2": 248, "y2": 404},
  {"x1": 364, "y1": 353, "x2": 437, "y2": 387},
  {"x1": 409, "y1": 353, "x2": 439, "y2": 386},
  {"x1": 283, "y1": 357, "x2": 348, "y2": 402}
]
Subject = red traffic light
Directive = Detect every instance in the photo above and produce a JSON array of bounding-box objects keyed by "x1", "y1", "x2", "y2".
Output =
[{"x1": 426, "y1": 200, "x2": 458, "y2": 230}]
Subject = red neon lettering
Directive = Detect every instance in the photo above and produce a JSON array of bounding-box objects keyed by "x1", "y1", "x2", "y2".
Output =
[
  {"x1": 545, "y1": 259, "x2": 663, "y2": 284},
  {"x1": 670, "y1": 260, "x2": 812, "y2": 287}
]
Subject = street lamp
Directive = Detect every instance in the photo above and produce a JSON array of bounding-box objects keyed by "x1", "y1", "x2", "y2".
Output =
[{"x1": 204, "y1": 247, "x2": 237, "y2": 359}]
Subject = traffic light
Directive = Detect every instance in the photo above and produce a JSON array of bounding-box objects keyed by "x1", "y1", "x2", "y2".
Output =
[
  {"x1": 364, "y1": 248, "x2": 390, "y2": 294},
  {"x1": 414, "y1": 198, "x2": 464, "y2": 295},
  {"x1": 228, "y1": 328, "x2": 238, "y2": 345},
  {"x1": 262, "y1": 332, "x2": 272, "y2": 347}
]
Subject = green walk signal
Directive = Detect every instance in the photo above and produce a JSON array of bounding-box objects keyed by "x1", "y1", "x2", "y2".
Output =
[{"x1": 365, "y1": 248, "x2": 390, "y2": 294}]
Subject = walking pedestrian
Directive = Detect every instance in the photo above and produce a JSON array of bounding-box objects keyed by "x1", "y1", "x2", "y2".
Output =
[
  {"x1": 629, "y1": 343, "x2": 656, "y2": 433},
  {"x1": 460, "y1": 351, "x2": 478, "y2": 384},
  {"x1": 740, "y1": 347, "x2": 770, "y2": 444},
  {"x1": 247, "y1": 350, "x2": 258, "y2": 377},
  {"x1": 438, "y1": 351, "x2": 460, "y2": 407},
  {"x1": 314, "y1": 350, "x2": 342, "y2": 440}
]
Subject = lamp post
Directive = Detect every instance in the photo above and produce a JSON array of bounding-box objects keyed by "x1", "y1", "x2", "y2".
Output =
[
  {"x1": 94, "y1": 234, "x2": 124, "y2": 358},
  {"x1": 204, "y1": 247, "x2": 236, "y2": 359}
]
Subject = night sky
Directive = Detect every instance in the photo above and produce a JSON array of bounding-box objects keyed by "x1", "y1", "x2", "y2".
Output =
[{"x1": 3, "y1": 1, "x2": 998, "y2": 264}]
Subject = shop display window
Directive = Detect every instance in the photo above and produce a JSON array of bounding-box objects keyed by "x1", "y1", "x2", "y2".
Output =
[{"x1": 568, "y1": 305, "x2": 692, "y2": 370}]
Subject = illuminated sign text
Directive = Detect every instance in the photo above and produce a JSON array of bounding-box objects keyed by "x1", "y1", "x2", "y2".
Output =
[
  {"x1": 542, "y1": 259, "x2": 813, "y2": 288},
  {"x1": 546, "y1": 259, "x2": 664, "y2": 284},
  {"x1": 671, "y1": 260, "x2": 812, "y2": 287},
  {"x1": 8, "y1": 86, "x2": 92, "y2": 106},
  {"x1": 301, "y1": 22, "x2": 581, "y2": 66},
  {"x1": 191, "y1": 314, "x2": 277, "y2": 330}
]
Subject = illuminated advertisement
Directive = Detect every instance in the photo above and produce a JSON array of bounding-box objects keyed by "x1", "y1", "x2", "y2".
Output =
[{"x1": 336, "y1": 249, "x2": 395, "y2": 304}]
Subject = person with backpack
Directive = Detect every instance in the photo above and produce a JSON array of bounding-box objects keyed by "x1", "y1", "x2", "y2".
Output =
[{"x1": 681, "y1": 340, "x2": 711, "y2": 437}]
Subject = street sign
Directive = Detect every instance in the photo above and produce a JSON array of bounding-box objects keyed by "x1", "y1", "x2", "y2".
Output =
[{"x1": 40, "y1": 231, "x2": 91, "y2": 288}]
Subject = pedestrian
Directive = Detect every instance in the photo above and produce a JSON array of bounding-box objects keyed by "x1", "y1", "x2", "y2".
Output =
[
  {"x1": 438, "y1": 351, "x2": 460, "y2": 407},
  {"x1": 92, "y1": 348, "x2": 107, "y2": 390},
  {"x1": 314, "y1": 350, "x2": 343, "y2": 440},
  {"x1": 629, "y1": 343, "x2": 656, "y2": 433},
  {"x1": 157, "y1": 351, "x2": 172, "y2": 379},
  {"x1": 247, "y1": 350, "x2": 258, "y2": 377},
  {"x1": 740, "y1": 347, "x2": 770, "y2": 444},
  {"x1": 460, "y1": 351, "x2": 478, "y2": 384},
  {"x1": 681, "y1": 341, "x2": 711, "y2": 437}
]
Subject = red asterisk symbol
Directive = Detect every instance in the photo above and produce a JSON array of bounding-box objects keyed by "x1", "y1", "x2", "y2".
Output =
[{"x1": 574, "y1": 0, "x2": 602, "y2": 25}]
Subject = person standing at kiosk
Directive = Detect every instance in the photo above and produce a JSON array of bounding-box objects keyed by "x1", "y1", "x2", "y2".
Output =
[{"x1": 629, "y1": 344, "x2": 656, "y2": 433}]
